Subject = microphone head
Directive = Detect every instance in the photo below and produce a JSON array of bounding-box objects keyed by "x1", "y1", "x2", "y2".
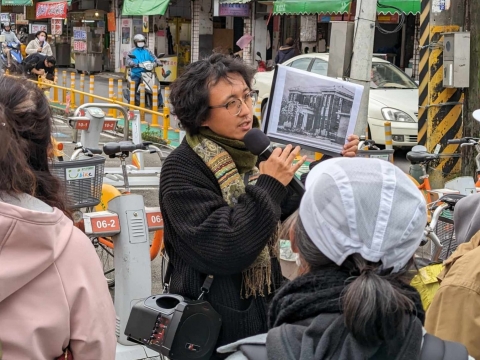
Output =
[{"x1": 244, "y1": 128, "x2": 271, "y2": 156}]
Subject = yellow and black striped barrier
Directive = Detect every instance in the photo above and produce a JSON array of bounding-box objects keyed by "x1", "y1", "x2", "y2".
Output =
[{"x1": 418, "y1": 0, "x2": 464, "y2": 185}]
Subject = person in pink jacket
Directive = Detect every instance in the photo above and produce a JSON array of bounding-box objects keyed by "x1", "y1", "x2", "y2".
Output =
[{"x1": 0, "y1": 76, "x2": 117, "y2": 359}]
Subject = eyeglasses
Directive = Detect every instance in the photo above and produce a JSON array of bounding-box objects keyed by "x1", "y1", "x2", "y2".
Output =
[{"x1": 209, "y1": 90, "x2": 259, "y2": 116}]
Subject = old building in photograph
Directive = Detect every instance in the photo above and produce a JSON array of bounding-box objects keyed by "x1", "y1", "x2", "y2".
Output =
[{"x1": 279, "y1": 85, "x2": 354, "y2": 144}]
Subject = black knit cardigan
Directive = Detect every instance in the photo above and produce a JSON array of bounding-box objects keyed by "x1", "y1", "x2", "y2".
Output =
[{"x1": 159, "y1": 140, "x2": 300, "y2": 349}]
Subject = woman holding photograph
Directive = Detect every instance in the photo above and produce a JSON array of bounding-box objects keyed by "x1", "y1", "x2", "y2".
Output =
[{"x1": 159, "y1": 54, "x2": 359, "y2": 358}]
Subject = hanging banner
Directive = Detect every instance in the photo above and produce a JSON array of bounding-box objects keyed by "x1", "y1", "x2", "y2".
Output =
[
  {"x1": 36, "y1": 1, "x2": 68, "y2": 20},
  {"x1": 142, "y1": 15, "x2": 148, "y2": 33},
  {"x1": 51, "y1": 18, "x2": 63, "y2": 35},
  {"x1": 107, "y1": 12, "x2": 116, "y2": 32}
]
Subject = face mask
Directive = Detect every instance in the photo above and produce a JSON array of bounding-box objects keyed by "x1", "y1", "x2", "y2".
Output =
[
  {"x1": 137, "y1": 42, "x2": 145, "y2": 48},
  {"x1": 39, "y1": 36, "x2": 46, "y2": 41}
]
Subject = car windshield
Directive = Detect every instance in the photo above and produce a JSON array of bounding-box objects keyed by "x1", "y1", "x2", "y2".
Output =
[{"x1": 370, "y1": 63, "x2": 417, "y2": 89}]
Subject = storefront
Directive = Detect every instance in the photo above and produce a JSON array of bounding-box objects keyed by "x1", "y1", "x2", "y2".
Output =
[{"x1": 272, "y1": 0, "x2": 421, "y2": 71}]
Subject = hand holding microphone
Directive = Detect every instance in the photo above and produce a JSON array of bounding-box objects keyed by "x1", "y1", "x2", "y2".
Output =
[
  {"x1": 259, "y1": 145, "x2": 306, "y2": 186},
  {"x1": 244, "y1": 128, "x2": 306, "y2": 195}
]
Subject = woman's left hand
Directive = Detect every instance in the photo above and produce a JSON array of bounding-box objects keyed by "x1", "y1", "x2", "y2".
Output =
[{"x1": 342, "y1": 135, "x2": 360, "y2": 157}]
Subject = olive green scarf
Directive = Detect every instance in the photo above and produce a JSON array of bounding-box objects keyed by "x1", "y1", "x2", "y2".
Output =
[{"x1": 186, "y1": 126, "x2": 279, "y2": 298}]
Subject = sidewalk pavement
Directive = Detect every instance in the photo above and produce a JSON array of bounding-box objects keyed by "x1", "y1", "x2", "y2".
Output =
[{"x1": 57, "y1": 66, "x2": 125, "y2": 82}]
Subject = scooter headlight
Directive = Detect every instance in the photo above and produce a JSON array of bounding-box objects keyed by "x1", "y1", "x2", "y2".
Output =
[{"x1": 144, "y1": 63, "x2": 154, "y2": 71}]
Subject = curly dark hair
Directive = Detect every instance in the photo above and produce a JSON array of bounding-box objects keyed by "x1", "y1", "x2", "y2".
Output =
[
  {"x1": 169, "y1": 53, "x2": 256, "y2": 135},
  {"x1": 0, "y1": 76, "x2": 70, "y2": 217}
]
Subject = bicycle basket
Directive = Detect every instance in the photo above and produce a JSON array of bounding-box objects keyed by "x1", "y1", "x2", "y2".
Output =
[
  {"x1": 50, "y1": 156, "x2": 105, "y2": 209},
  {"x1": 434, "y1": 209, "x2": 457, "y2": 260},
  {"x1": 357, "y1": 149, "x2": 395, "y2": 162}
]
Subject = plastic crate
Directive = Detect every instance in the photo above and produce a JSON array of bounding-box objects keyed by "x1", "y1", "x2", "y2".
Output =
[
  {"x1": 51, "y1": 156, "x2": 105, "y2": 209},
  {"x1": 357, "y1": 149, "x2": 395, "y2": 162}
]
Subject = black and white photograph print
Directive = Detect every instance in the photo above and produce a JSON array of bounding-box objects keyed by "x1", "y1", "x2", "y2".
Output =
[{"x1": 265, "y1": 65, "x2": 364, "y2": 155}]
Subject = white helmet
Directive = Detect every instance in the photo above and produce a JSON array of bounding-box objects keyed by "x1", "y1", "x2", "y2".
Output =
[
  {"x1": 133, "y1": 34, "x2": 146, "y2": 47},
  {"x1": 3, "y1": 22, "x2": 10, "y2": 28}
]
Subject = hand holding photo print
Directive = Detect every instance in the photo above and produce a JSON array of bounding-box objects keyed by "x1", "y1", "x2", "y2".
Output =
[{"x1": 263, "y1": 65, "x2": 364, "y2": 156}]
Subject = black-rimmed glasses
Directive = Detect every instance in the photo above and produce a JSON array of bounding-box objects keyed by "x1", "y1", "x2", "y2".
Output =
[{"x1": 209, "y1": 90, "x2": 259, "y2": 116}]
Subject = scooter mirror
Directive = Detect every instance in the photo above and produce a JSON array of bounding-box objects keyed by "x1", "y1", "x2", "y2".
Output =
[
  {"x1": 473, "y1": 109, "x2": 480, "y2": 123},
  {"x1": 128, "y1": 54, "x2": 136, "y2": 59},
  {"x1": 256, "y1": 51, "x2": 261, "y2": 58},
  {"x1": 157, "y1": 53, "x2": 165, "y2": 58}
]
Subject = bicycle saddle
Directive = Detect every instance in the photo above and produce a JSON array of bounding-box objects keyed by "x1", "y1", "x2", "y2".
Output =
[
  {"x1": 438, "y1": 193, "x2": 465, "y2": 207},
  {"x1": 103, "y1": 141, "x2": 138, "y2": 156},
  {"x1": 406, "y1": 151, "x2": 439, "y2": 164}
]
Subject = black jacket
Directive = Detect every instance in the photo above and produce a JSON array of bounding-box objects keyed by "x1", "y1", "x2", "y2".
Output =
[{"x1": 159, "y1": 140, "x2": 298, "y2": 351}]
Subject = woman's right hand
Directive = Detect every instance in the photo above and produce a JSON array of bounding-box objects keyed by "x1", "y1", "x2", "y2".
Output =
[
  {"x1": 37, "y1": 47, "x2": 42, "y2": 52},
  {"x1": 259, "y1": 145, "x2": 307, "y2": 186}
]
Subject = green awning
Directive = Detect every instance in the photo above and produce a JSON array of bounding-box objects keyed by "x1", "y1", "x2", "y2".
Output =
[
  {"x1": 273, "y1": 0, "x2": 351, "y2": 15},
  {"x1": 39, "y1": 0, "x2": 72, "y2": 6},
  {"x1": 273, "y1": 0, "x2": 420, "y2": 16},
  {"x1": 2, "y1": 0, "x2": 33, "y2": 5},
  {"x1": 377, "y1": 0, "x2": 420, "y2": 15},
  {"x1": 122, "y1": 0, "x2": 169, "y2": 16}
]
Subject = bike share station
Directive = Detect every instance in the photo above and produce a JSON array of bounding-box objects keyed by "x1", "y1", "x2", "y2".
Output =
[
  {"x1": 61, "y1": 104, "x2": 219, "y2": 360},
  {"x1": 68, "y1": 103, "x2": 163, "y2": 188}
]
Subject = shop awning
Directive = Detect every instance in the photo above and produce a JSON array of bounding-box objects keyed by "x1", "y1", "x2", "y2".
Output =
[
  {"x1": 122, "y1": 0, "x2": 169, "y2": 16},
  {"x1": 40, "y1": 0, "x2": 72, "y2": 6},
  {"x1": 273, "y1": 0, "x2": 420, "y2": 16},
  {"x1": 1, "y1": 0, "x2": 33, "y2": 6},
  {"x1": 377, "y1": 0, "x2": 420, "y2": 15}
]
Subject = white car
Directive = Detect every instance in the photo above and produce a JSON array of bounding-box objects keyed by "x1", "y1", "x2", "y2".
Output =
[{"x1": 254, "y1": 53, "x2": 418, "y2": 147}]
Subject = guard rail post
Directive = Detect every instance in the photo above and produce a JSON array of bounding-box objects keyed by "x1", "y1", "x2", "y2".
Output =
[
  {"x1": 70, "y1": 72, "x2": 76, "y2": 109},
  {"x1": 88, "y1": 75, "x2": 94, "y2": 103},
  {"x1": 62, "y1": 71, "x2": 67, "y2": 104},
  {"x1": 108, "y1": 78, "x2": 114, "y2": 117},
  {"x1": 79, "y1": 74, "x2": 85, "y2": 105},
  {"x1": 384, "y1": 121, "x2": 393, "y2": 150},
  {"x1": 117, "y1": 79, "x2": 123, "y2": 119},
  {"x1": 53, "y1": 68, "x2": 59, "y2": 103},
  {"x1": 151, "y1": 85, "x2": 159, "y2": 128},
  {"x1": 129, "y1": 81, "x2": 135, "y2": 110},
  {"x1": 164, "y1": 86, "x2": 172, "y2": 130},
  {"x1": 139, "y1": 83, "x2": 146, "y2": 124},
  {"x1": 163, "y1": 104, "x2": 170, "y2": 140}
]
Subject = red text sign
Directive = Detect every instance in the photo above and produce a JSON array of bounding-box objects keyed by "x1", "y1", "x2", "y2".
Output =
[
  {"x1": 147, "y1": 211, "x2": 163, "y2": 229},
  {"x1": 91, "y1": 216, "x2": 120, "y2": 233},
  {"x1": 102, "y1": 120, "x2": 117, "y2": 131},
  {"x1": 74, "y1": 120, "x2": 90, "y2": 130},
  {"x1": 36, "y1": 1, "x2": 68, "y2": 19}
]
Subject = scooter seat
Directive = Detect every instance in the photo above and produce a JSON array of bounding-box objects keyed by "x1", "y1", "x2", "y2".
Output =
[{"x1": 406, "y1": 151, "x2": 439, "y2": 165}]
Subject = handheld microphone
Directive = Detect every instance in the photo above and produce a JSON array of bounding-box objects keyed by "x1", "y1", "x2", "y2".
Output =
[{"x1": 244, "y1": 128, "x2": 305, "y2": 196}]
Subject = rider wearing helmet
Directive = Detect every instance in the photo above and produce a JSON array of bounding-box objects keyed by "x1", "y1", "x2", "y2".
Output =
[
  {"x1": 126, "y1": 34, "x2": 163, "y2": 106},
  {"x1": 1, "y1": 22, "x2": 20, "y2": 68}
]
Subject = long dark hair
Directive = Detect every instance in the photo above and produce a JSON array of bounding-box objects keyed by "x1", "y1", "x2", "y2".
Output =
[
  {"x1": 0, "y1": 76, "x2": 69, "y2": 216},
  {"x1": 289, "y1": 211, "x2": 416, "y2": 347}
]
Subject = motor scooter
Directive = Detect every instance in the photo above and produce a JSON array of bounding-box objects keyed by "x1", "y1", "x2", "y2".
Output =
[
  {"x1": 0, "y1": 42, "x2": 23, "y2": 72},
  {"x1": 123, "y1": 53, "x2": 165, "y2": 108},
  {"x1": 256, "y1": 51, "x2": 267, "y2": 72}
]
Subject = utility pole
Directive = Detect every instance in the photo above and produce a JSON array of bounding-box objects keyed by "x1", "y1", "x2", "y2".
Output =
[
  {"x1": 350, "y1": 0, "x2": 377, "y2": 137},
  {"x1": 464, "y1": 0, "x2": 480, "y2": 175},
  {"x1": 417, "y1": 0, "x2": 465, "y2": 188}
]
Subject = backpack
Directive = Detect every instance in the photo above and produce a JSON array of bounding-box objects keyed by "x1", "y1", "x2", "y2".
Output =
[{"x1": 235, "y1": 333, "x2": 469, "y2": 360}]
